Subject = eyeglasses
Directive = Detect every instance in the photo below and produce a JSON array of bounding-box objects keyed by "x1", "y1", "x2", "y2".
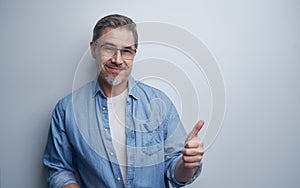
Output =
[{"x1": 94, "y1": 41, "x2": 136, "y2": 60}]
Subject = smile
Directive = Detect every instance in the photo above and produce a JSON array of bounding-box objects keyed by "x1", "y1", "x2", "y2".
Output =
[{"x1": 105, "y1": 64, "x2": 126, "y2": 73}]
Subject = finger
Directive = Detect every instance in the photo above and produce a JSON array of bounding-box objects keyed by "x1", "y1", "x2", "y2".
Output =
[
  {"x1": 185, "y1": 120, "x2": 205, "y2": 143},
  {"x1": 182, "y1": 147, "x2": 204, "y2": 156},
  {"x1": 182, "y1": 155, "x2": 202, "y2": 169},
  {"x1": 185, "y1": 138, "x2": 204, "y2": 148},
  {"x1": 183, "y1": 161, "x2": 201, "y2": 169},
  {"x1": 182, "y1": 155, "x2": 203, "y2": 164}
]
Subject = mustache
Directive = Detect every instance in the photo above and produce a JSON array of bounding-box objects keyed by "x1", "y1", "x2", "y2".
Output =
[{"x1": 104, "y1": 62, "x2": 128, "y2": 70}]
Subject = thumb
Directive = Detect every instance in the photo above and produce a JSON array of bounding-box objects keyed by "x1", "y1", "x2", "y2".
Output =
[{"x1": 185, "y1": 120, "x2": 205, "y2": 143}]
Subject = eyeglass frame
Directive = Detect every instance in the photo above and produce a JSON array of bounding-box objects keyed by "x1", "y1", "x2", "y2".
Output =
[{"x1": 93, "y1": 41, "x2": 137, "y2": 60}]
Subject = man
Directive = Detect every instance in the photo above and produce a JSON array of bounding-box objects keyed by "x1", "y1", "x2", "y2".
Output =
[{"x1": 43, "y1": 14, "x2": 204, "y2": 188}]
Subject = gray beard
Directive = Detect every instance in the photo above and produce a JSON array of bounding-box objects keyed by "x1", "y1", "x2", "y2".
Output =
[{"x1": 100, "y1": 73, "x2": 124, "y2": 86}]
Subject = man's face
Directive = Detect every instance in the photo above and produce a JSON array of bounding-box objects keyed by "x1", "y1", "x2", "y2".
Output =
[{"x1": 91, "y1": 27, "x2": 136, "y2": 86}]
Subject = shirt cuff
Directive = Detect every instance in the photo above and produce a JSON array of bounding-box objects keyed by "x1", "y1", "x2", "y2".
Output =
[{"x1": 48, "y1": 170, "x2": 79, "y2": 188}]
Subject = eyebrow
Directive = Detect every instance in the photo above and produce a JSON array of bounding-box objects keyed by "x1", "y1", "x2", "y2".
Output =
[{"x1": 101, "y1": 42, "x2": 135, "y2": 50}]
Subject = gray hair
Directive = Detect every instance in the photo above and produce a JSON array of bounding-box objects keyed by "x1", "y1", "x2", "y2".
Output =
[{"x1": 92, "y1": 14, "x2": 138, "y2": 49}]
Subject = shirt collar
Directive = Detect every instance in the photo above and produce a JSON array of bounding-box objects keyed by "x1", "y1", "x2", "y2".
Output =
[{"x1": 94, "y1": 76, "x2": 138, "y2": 100}]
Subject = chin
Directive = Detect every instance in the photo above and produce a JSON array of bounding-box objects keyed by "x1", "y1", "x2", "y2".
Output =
[{"x1": 104, "y1": 76, "x2": 125, "y2": 86}]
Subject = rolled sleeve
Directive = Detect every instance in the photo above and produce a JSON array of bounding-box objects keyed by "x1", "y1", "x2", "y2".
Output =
[{"x1": 43, "y1": 100, "x2": 79, "y2": 187}]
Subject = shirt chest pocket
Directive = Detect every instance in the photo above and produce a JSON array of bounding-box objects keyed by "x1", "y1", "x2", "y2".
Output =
[
  {"x1": 141, "y1": 129, "x2": 163, "y2": 156},
  {"x1": 136, "y1": 120, "x2": 164, "y2": 156}
]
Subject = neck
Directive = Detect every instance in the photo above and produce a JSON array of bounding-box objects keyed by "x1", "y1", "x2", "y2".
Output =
[{"x1": 98, "y1": 77, "x2": 128, "y2": 98}]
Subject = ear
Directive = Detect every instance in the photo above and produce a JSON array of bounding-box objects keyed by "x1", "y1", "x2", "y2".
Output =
[{"x1": 90, "y1": 41, "x2": 96, "y2": 59}]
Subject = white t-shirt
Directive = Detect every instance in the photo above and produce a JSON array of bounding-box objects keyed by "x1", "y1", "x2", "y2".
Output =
[{"x1": 107, "y1": 89, "x2": 128, "y2": 182}]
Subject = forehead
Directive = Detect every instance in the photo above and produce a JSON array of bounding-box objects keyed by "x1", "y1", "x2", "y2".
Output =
[{"x1": 98, "y1": 27, "x2": 135, "y2": 47}]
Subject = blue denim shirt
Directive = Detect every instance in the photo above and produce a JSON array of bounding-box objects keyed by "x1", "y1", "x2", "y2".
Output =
[{"x1": 43, "y1": 76, "x2": 202, "y2": 188}]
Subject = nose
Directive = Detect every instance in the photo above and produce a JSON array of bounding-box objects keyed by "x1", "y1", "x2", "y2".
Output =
[{"x1": 111, "y1": 50, "x2": 123, "y2": 65}]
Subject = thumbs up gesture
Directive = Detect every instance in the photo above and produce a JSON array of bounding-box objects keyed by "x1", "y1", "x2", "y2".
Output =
[{"x1": 182, "y1": 120, "x2": 205, "y2": 169}]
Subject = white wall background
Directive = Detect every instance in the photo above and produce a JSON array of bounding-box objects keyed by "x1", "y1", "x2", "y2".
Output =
[{"x1": 1, "y1": 0, "x2": 299, "y2": 187}]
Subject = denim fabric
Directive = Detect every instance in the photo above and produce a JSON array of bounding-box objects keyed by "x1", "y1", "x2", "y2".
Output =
[{"x1": 43, "y1": 76, "x2": 202, "y2": 188}]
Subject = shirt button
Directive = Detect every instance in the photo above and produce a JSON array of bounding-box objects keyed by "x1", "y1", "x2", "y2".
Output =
[
  {"x1": 117, "y1": 177, "x2": 121, "y2": 181},
  {"x1": 104, "y1": 128, "x2": 108, "y2": 132},
  {"x1": 102, "y1": 106, "x2": 106, "y2": 111},
  {"x1": 110, "y1": 152, "x2": 114, "y2": 156}
]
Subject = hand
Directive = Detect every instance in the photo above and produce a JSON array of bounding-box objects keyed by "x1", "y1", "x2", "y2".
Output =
[{"x1": 182, "y1": 120, "x2": 205, "y2": 169}]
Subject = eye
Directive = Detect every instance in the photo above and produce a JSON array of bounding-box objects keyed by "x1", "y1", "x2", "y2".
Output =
[
  {"x1": 121, "y1": 49, "x2": 134, "y2": 56},
  {"x1": 102, "y1": 45, "x2": 115, "y2": 53}
]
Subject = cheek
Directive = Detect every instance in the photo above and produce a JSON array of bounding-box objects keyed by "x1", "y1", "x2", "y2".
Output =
[
  {"x1": 124, "y1": 60, "x2": 133, "y2": 67},
  {"x1": 125, "y1": 64, "x2": 133, "y2": 74},
  {"x1": 95, "y1": 56, "x2": 108, "y2": 68}
]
